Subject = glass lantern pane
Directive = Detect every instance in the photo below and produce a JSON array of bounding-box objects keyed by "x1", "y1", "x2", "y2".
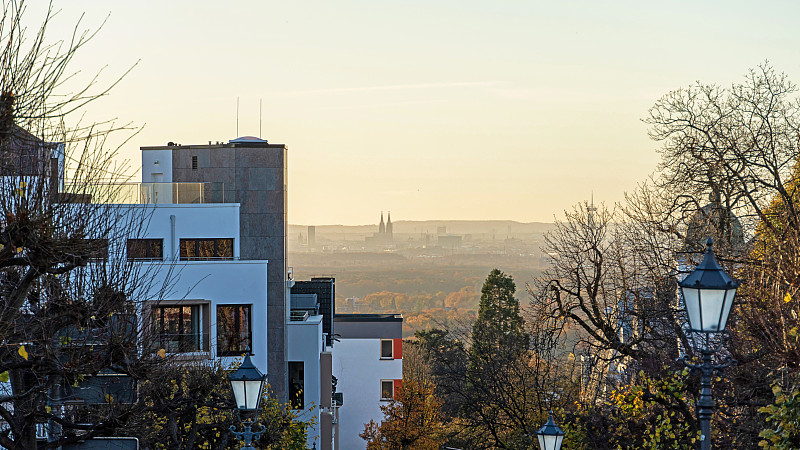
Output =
[
  {"x1": 231, "y1": 379, "x2": 246, "y2": 409},
  {"x1": 717, "y1": 288, "x2": 736, "y2": 331},
  {"x1": 554, "y1": 435, "x2": 564, "y2": 450},
  {"x1": 543, "y1": 434, "x2": 558, "y2": 450},
  {"x1": 700, "y1": 289, "x2": 726, "y2": 332},
  {"x1": 682, "y1": 287, "x2": 702, "y2": 331},
  {"x1": 245, "y1": 379, "x2": 262, "y2": 409},
  {"x1": 537, "y1": 435, "x2": 546, "y2": 450}
]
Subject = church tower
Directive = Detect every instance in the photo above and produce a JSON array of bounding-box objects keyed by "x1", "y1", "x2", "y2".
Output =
[
  {"x1": 386, "y1": 211, "x2": 393, "y2": 240},
  {"x1": 379, "y1": 211, "x2": 386, "y2": 234}
]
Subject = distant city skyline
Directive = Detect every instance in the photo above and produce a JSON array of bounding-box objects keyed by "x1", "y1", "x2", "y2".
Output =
[{"x1": 34, "y1": 0, "x2": 800, "y2": 225}]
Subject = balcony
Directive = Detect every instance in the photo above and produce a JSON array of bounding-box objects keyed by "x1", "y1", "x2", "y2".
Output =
[{"x1": 63, "y1": 182, "x2": 234, "y2": 204}]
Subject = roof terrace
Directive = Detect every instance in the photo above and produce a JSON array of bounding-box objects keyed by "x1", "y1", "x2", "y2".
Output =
[{"x1": 63, "y1": 182, "x2": 234, "y2": 204}]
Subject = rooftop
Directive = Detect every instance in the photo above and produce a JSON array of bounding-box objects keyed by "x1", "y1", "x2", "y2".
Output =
[{"x1": 334, "y1": 313, "x2": 403, "y2": 323}]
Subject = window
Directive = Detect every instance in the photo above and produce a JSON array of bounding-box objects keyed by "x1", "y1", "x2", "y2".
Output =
[
  {"x1": 127, "y1": 239, "x2": 163, "y2": 261},
  {"x1": 191, "y1": 155, "x2": 198, "y2": 170},
  {"x1": 380, "y1": 380, "x2": 394, "y2": 401},
  {"x1": 152, "y1": 305, "x2": 203, "y2": 353},
  {"x1": 85, "y1": 239, "x2": 109, "y2": 262},
  {"x1": 380, "y1": 339, "x2": 393, "y2": 359},
  {"x1": 180, "y1": 238, "x2": 233, "y2": 260},
  {"x1": 217, "y1": 305, "x2": 252, "y2": 356},
  {"x1": 289, "y1": 361, "x2": 304, "y2": 410}
]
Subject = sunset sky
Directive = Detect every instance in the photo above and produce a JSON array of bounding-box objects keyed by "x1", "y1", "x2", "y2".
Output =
[{"x1": 35, "y1": 0, "x2": 800, "y2": 225}]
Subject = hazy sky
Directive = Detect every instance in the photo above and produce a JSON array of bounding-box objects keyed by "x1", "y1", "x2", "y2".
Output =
[{"x1": 31, "y1": 0, "x2": 800, "y2": 225}]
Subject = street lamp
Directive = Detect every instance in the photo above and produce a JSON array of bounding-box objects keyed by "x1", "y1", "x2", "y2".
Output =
[
  {"x1": 678, "y1": 238, "x2": 739, "y2": 450},
  {"x1": 228, "y1": 352, "x2": 267, "y2": 450},
  {"x1": 536, "y1": 413, "x2": 565, "y2": 450}
]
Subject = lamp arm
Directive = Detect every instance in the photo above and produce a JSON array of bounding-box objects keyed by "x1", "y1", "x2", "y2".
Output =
[{"x1": 230, "y1": 422, "x2": 263, "y2": 448}]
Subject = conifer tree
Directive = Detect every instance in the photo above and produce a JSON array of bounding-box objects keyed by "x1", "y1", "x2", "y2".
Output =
[{"x1": 470, "y1": 268, "x2": 527, "y2": 360}]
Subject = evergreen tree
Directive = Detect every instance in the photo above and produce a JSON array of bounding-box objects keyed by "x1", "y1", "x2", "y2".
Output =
[
  {"x1": 470, "y1": 268, "x2": 528, "y2": 359},
  {"x1": 462, "y1": 269, "x2": 538, "y2": 449}
]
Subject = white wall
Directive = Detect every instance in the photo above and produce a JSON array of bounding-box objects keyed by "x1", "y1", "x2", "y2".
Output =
[
  {"x1": 139, "y1": 260, "x2": 269, "y2": 373},
  {"x1": 332, "y1": 339, "x2": 402, "y2": 450},
  {"x1": 136, "y1": 204, "x2": 241, "y2": 259},
  {"x1": 121, "y1": 203, "x2": 267, "y2": 373},
  {"x1": 288, "y1": 316, "x2": 324, "y2": 448},
  {"x1": 141, "y1": 149, "x2": 173, "y2": 183}
]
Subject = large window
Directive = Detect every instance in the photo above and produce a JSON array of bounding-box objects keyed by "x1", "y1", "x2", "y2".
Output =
[
  {"x1": 217, "y1": 305, "x2": 252, "y2": 356},
  {"x1": 127, "y1": 239, "x2": 163, "y2": 261},
  {"x1": 179, "y1": 238, "x2": 233, "y2": 260},
  {"x1": 152, "y1": 305, "x2": 203, "y2": 353}
]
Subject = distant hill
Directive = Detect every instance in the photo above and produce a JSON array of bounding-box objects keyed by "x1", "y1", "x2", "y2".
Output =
[{"x1": 289, "y1": 220, "x2": 556, "y2": 238}]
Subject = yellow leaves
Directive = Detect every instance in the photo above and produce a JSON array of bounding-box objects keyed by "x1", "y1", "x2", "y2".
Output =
[
  {"x1": 0, "y1": 371, "x2": 8, "y2": 382},
  {"x1": 45, "y1": 406, "x2": 51, "y2": 413},
  {"x1": 105, "y1": 394, "x2": 114, "y2": 404},
  {"x1": 18, "y1": 345, "x2": 27, "y2": 360},
  {"x1": 157, "y1": 348, "x2": 166, "y2": 358},
  {"x1": 784, "y1": 293, "x2": 793, "y2": 303}
]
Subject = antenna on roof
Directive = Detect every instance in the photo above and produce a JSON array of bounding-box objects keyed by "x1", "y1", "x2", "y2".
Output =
[
  {"x1": 259, "y1": 98, "x2": 263, "y2": 139},
  {"x1": 236, "y1": 97, "x2": 240, "y2": 137}
]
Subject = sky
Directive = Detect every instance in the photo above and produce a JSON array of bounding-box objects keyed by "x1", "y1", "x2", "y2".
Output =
[{"x1": 27, "y1": 0, "x2": 800, "y2": 225}]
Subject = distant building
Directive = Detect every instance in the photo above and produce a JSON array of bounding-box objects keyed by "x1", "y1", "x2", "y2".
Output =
[
  {"x1": 308, "y1": 225, "x2": 316, "y2": 248},
  {"x1": 365, "y1": 211, "x2": 394, "y2": 247},
  {"x1": 438, "y1": 234, "x2": 463, "y2": 249},
  {"x1": 332, "y1": 314, "x2": 403, "y2": 450}
]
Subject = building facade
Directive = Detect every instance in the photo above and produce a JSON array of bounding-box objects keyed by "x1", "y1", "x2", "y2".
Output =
[
  {"x1": 139, "y1": 137, "x2": 289, "y2": 400},
  {"x1": 332, "y1": 314, "x2": 403, "y2": 450}
]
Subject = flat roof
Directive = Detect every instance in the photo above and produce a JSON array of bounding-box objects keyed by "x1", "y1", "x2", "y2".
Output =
[
  {"x1": 334, "y1": 313, "x2": 403, "y2": 323},
  {"x1": 141, "y1": 142, "x2": 287, "y2": 150}
]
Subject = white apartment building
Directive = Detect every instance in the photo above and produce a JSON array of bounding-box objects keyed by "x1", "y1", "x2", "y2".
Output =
[
  {"x1": 123, "y1": 138, "x2": 330, "y2": 449},
  {"x1": 332, "y1": 314, "x2": 403, "y2": 450},
  {"x1": 41, "y1": 136, "x2": 402, "y2": 450}
]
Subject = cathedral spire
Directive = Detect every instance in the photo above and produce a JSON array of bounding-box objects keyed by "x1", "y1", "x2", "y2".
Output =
[
  {"x1": 379, "y1": 211, "x2": 386, "y2": 234},
  {"x1": 386, "y1": 211, "x2": 393, "y2": 236}
]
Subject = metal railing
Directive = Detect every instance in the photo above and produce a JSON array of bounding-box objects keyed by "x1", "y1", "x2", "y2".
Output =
[{"x1": 63, "y1": 182, "x2": 233, "y2": 204}]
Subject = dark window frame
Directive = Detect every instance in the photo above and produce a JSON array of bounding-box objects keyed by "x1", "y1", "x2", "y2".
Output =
[
  {"x1": 380, "y1": 380, "x2": 394, "y2": 401},
  {"x1": 152, "y1": 304, "x2": 203, "y2": 353},
  {"x1": 179, "y1": 238, "x2": 234, "y2": 261},
  {"x1": 126, "y1": 238, "x2": 164, "y2": 261},
  {"x1": 380, "y1": 339, "x2": 393, "y2": 359},
  {"x1": 216, "y1": 304, "x2": 252, "y2": 356},
  {"x1": 289, "y1": 361, "x2": 304, "y2": 410}
]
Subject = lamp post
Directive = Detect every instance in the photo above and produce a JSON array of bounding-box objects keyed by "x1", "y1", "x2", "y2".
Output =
[
  {"x1": 678, "y1": 238, "x2": 739, "y2": 450},
  {"x1": 228, "y1": 352, "x2": 267, "y2": 450},
  {"x1": 536, "y1": 412, "x2": 565, "y2": 450}
]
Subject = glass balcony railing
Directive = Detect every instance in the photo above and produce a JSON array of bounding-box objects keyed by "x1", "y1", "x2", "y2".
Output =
[{"x1": 63, "y1": 182, "x2": 233, "y2": 204}]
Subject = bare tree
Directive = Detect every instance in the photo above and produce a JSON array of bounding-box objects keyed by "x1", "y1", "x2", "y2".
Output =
[
  {"x1": 535, "y1": 65, "x2": 800, "y2": 448},
  {"x1": 0, "y1": 1, "x2": 170, "y2": 448}
]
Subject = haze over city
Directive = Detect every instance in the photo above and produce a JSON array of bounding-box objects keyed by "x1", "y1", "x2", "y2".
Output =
[{"x1": 30, "y1": 0, "x2": 800, "y2": 225}]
